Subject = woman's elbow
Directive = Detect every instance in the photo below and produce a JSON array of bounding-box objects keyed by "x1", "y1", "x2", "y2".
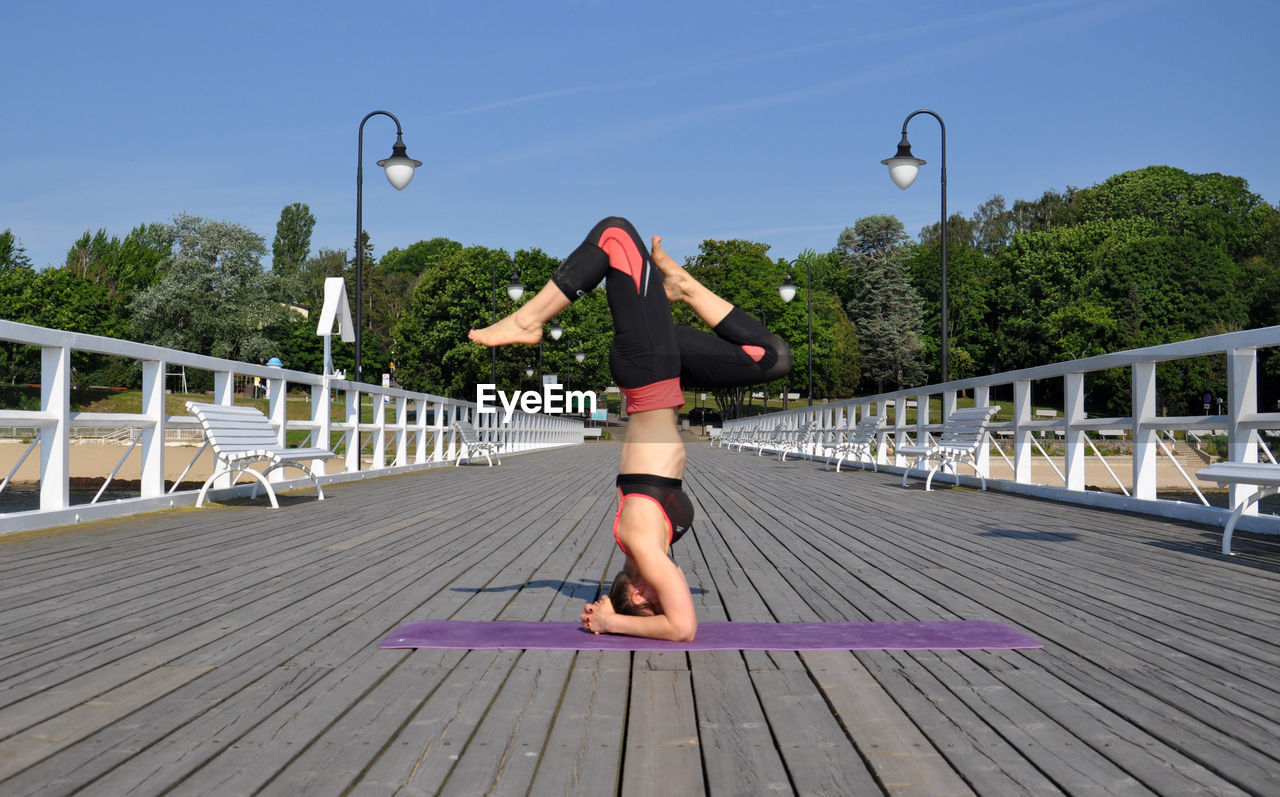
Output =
[{"x1": 671, "y1": 618, "x2": 697, "y2": 642}]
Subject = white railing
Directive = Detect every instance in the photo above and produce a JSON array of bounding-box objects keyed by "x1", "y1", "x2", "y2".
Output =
[
  {"x1": 723, "y1": 325, "x2": 1280, "y2": 537},
  {"x1": 0, "y1": 319, "x2": 585, "y2": 533}
]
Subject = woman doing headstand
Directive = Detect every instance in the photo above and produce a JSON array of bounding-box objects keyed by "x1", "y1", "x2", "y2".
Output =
[{"x1": 469, "y1": 217, "x2": 790, "y2": 640}]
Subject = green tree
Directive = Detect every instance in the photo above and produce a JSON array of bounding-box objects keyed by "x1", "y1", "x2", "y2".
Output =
[
  {"x1": 380, "y1": 237, "x2": 463, "y2": 276},
  {"x1": 904, "y1": 231, "x2": 994, "y2": 382},
  {"x1": 826, "y1": 306, "x2": 861, "y2": 399},
  {"x1": 681, "y1": 239, "x2": 790, "y2": 416},
  {"x1": 272, "y1": 202, "x2": 316, "y2": 305},
  {"x1": 64, "y1": 224, "x2": 172, "y2": 330},
  {"x1": 971, "y1": 194, "x2": 1012, "y2": 256},
  {"x1": 1, "y1": 229, "x2": 32, "y2": 271},
  {"x1": 1011, "y1": 187, "x2": 1081, "y2": 233},
  {"x1": 0, "y1": 265, "x2": 119, "y2": 385},
  {"x1": 839, "y1": 216, "x2": 926, "y2": 392},
  {"x1": 395, "y1": 245, "x2": 611, "y2": 399},
  {"x1": 296, "y1": 248, "x2": 349, "y2": 312},
  {"x1": 131, "y1": 214, "x2": 286, "y2": 365},
  {"x1": 362, "y1": 238, "x2": 463, "y2": 376}
]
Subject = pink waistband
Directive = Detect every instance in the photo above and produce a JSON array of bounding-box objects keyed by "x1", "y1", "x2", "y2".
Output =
[{"x1": 620, "y1": 377, "x2": 685, "y2": 414}]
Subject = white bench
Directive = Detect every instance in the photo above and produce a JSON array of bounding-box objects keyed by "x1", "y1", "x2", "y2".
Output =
[
  {"x1": 826, "y1": 414, "x2": 886, "y2": 473},
  {"x1": 452, "y1": 420, "x2": 502, "y2": 466},
  {"x1": 898, "y1": 405, "x2": 1001, "y2": 491},
  {"x1": 776, "y1": 421, "x2": 817, "y2": 462},
  {"x1": 1195, "y1": 462, "x2": 1280, "y2": 555},
  {"x1": 186, "y1": 401, "x2": 335, "y2": 508}
]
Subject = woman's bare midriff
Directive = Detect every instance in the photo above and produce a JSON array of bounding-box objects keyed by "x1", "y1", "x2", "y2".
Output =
[{"x1": 619, "y1": 408, "x2": 686, "y2": 479}]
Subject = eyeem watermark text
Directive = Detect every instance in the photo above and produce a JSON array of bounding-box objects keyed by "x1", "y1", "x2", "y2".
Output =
[{"x1": 476, "y1": 384, "x2": 598, "y2": 424}]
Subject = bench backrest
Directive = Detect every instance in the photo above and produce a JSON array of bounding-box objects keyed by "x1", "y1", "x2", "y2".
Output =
[
  {"x1": 849, "y1": 414, "x2": 886, "y2": 443},
  {"x1": 453, "y1": 420, "x2": 485, "y2": 445},
  {"x1": 186, "y1": 402, "x2": 282, "y2": 456},
  {"x1": 935, "y1": 405, "x2": 1001, "y2": 451}
]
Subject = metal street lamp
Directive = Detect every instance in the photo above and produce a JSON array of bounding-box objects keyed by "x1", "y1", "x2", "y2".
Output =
[
  {"x1": 882, "y1": 109, "x2": 949, "y2": 383},
  {"x1": 490, "y1": 257, "x2": 525, "y2": 383},
  {"x1": 779, "y1": 257, "x2": 814, "y2": 406},
  {"x1": 355, "y1": 110, "x2": 420, "y2": 384}
]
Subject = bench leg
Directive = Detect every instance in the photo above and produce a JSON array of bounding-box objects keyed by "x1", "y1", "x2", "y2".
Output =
[
  {"x1": 262, "y1": 461, "x2": 326, "y2": 501},
  {"x1": 1222, "y1": 486, "x2": 1279, "y2": 555},
  {"x1": 240, "y1": 468, "x2": 279, "y2": 508}
]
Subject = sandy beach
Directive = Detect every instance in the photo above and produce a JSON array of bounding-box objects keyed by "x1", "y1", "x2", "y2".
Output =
[{"x1": 3, "y1": 442, "x2": 220, "y2": 486}]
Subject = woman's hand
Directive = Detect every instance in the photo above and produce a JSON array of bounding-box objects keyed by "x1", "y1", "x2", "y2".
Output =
[{"x1": 580, "y1": 596, "x2": 616, "y2": 635}]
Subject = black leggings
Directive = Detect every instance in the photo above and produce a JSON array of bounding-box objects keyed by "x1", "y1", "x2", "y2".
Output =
[{"x1": 551, "y1": 217, "x2": 791, "y2": 412}]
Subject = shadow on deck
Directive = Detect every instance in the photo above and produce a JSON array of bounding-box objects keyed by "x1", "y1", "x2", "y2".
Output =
[{"x1": 1, "y1": 439, "x2": 1277, "y2": 795}]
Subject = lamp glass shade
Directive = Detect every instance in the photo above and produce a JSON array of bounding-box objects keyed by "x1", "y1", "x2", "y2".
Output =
[
  {"x1": 507, "y1": 280, "x2": 525, "y2": 302},
  {"x1": 779, "y1": 279, "x2": 798, "y2": 303},
  {"x1": 549, "y1": 323, "x2": 563, "y2": 340},
  {"x1": 882, "y1": 155, "x2": 925, "y2": 190},
  {"x1": 381, "y1": 161, "x2": 417, "y2": 190},
  {"x1": 525, "y1": 367, "x2": 535, "y2": 377},
  {"x1": 378, "y1": 135, "x2": 423, "y2": 191},
  {"x1": 574, "y1": 350, "x2": 586, "y2": 363}
]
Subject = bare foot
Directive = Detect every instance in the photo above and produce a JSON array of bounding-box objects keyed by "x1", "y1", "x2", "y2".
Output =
[
  {"x1": 651, "y1": 235, "x2": 694, "y2": 304},
  {"x1": 468, "y1": 313, "x2": 542, "y2": 347}
]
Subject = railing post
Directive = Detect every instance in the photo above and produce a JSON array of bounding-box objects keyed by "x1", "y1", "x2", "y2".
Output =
[
  {"x1": 140, "y1": 359, "x2": 166, "y2": 499},
  {"x1": 430, "y1": 400, "x2": 446, "y2": 463},
  {"x1": 1228, "y1": 347, "x2": 1260, "y2": 515},
  {"x1": 345, "y1": 388, "x2": 361, "y2": 472},
  {"x1": 268, "y1": 375, "x2": 288, "y2": 483},
  {"x1": 213, "y1": 370, "x2": 234, "y2": 405},
  {"x1": 1013, "y1": 379, "x2": 1032, "y2": 483},
  {"x1": 1064, "y1": 372, "x2": 1086, "y2": 490},
  {"x1": 209, "y1": 370, "x2": 235, "y2": 489},
  {"x1": 371, "y1": 393, "x2": 388, "y2": 470},
  {"x1": 941, "y1": 390, "x2": 957, "y2": 420},
  {"x1": 974, "y1": 385, "x2": 992, "y2": 476},
  {"x1": 893, "y1": 398, "x2": 909, "y2": 466},
  {"x1": 1132, "y1": 361, "x2": 1158, "y2": 499},
  {"x1": 40, "y1": 344, "x2": 71, "y2": 511},
  {"x1": 313, "y1": 380, "x2": 331, "y2": 476},
  {"x1": 393, "y1": 396, "x2": 408, "y2": 467},
  {"x1": 412, "y1": 399, "x2": 428, "y2": 463}
]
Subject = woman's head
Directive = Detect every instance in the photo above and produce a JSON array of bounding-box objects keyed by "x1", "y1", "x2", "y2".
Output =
[{"x1": 608, "y1": 570, "x2": 659, "y2": 616}]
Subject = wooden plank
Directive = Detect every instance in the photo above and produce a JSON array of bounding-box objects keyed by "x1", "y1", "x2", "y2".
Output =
[
  {"x1": 443, "y1": 650, "x2": 579, "y2": 796},
  {"x1": 524, "y1": 650, "x2": 631, "y2": 796},
  {"x1": 688, "y1": 651, "x2": 792, "y2": 794},
  {"x1": 621, "y1": 663, "x2": 703, "y2": 797},
  {"x1": 749, "y1": 666, "x2": 882, "y2": 795},
  {"x1": 803, "y1": 650, "x2": 974, "y2": 797},
  {"x1": 0, "y1": 665, "x2": 214, "y2": 782}
]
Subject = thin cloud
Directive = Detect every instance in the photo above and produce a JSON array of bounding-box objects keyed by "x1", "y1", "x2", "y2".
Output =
[
  {"x1": 463, "y1": 0, "x2": 1154, "y2": 168},
  {"x1": 434, "y1": 0, "x2": 1120, "y2": 123}
]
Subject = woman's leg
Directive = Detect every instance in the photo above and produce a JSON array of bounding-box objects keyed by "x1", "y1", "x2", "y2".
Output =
[
  {"x1": 471, "y1": 217, "x2": 685, "y2": 412},
  {"x1": 650, "y1": 236, "x2": 791, "y2": 389}
]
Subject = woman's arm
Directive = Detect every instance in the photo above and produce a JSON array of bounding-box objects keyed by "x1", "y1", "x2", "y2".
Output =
[{"x1": 585, "y1": 499, "x2": 697, "y2": 641}]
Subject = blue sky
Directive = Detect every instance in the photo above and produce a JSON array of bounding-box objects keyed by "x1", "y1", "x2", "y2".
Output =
[{"x1": 3, "y1": 0, "x2": 1277, "y2": 272}]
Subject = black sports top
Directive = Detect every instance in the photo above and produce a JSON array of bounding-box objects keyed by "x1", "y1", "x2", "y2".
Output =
[{"x1": 613, "y1": 473, "x2": 694, "y2": 553}]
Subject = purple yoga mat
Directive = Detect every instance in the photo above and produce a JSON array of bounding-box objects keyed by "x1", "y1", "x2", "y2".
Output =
[{"x1": 378, "y1": 619, "x2": 1041, "y2": 651}]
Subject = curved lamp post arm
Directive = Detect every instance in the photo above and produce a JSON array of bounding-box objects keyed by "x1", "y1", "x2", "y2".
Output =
[
  {"x1": 355, "y1": 110, "x2": 421, "y2": 384},
  {"x1": 882, "y1": 108, "x2": 948, "y2": 383}
]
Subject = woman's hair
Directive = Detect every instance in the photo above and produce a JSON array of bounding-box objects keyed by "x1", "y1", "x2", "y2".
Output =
[{"x1": 608, "y1": 570, "x2": 656, "y2": 616}]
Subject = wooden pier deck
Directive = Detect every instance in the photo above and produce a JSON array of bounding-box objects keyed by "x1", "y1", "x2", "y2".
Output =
[{"x1": 1, "y1": 436, "x2": 1278, "y2": 796}]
